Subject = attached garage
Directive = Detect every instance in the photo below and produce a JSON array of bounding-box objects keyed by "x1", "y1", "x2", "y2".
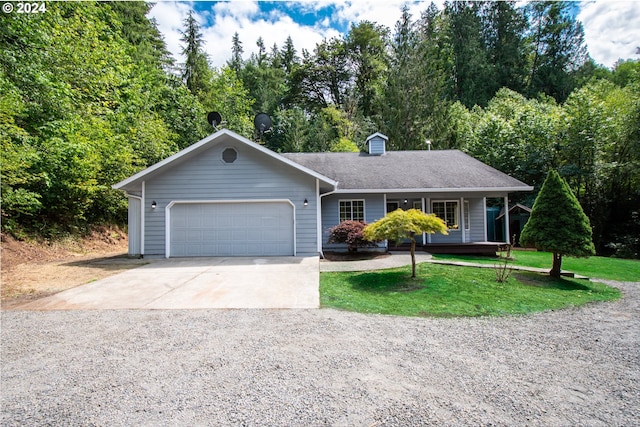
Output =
[
  {"x1": 113, "y1": 129, "x2": 337, "y2": 258},
  {"x1": 168, "y1": 201, "x2": 295, "y2": 257}
]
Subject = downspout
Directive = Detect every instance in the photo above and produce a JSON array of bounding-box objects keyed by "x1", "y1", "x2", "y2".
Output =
[{"x1": 318, "y1": 182, "x2": 339, "y2": 258}]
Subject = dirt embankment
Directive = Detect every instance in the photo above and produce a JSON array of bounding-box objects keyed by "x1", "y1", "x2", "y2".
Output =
[{"x1": 1, "y1": 227, "x2": 144, "y2": 309}]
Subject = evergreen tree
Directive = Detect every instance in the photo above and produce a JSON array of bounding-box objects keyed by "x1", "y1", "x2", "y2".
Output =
[
  {"x1": 383, "y1": 4, "x2": 451, "y2": 150},
  {"x1": 105, "y1": 2, "x2": 174, "y2": 71},
  {"x1": 520, "y1": 170, "x2": 596, "y2": 277},
  {"x1": 180, "y1": 11, "x2": 211, "y2": 101},
  {"x1": 281, "y1": 36, "x2": 297, "y2": 75},
  {"x1": 415, "y1": 3, "x2": 454, "y2": 148},
  {"x1": 383, "y1": 5, "x2": 420, "y2": 149},
  {"x1": 229, "y1": 32, "x2": 243, "y2": 74},
  {"x1": 240, "y1": 38, "x2": 286, "y2": 115},
  {"x1": 481, "y1": 1, "x2": 528, "y2": 94},
  {"x1": 445, "y1": 1, "x2": 492, "y2": 107},
  {"x1": 255, "y1": 37, "x2": 266, "y2": 67},
  {"x1": 525, "y1": 1, "x2": 588, "y2": 102}
]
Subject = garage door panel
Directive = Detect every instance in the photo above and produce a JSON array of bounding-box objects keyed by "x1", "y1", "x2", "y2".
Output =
[{"x1": 170, "y1": 202, "x2": 294, "y2": 257}]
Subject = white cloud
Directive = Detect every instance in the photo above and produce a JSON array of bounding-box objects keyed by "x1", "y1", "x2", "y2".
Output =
[
  {"x1": 147, "y1": 1, "x2": 193, "y2": 63},
  {"x1": 150, "y1": 0, "x2": 343, "y2": 69},
  {"x1": 579, "y1": 1, "x2": 640, "y2": 68},
  {"x1": 200, "y1": 2, "x2": 341, "y2": 67},
  {"x1": 331, "y1": 0, "x2": 429, "y2": 31}
]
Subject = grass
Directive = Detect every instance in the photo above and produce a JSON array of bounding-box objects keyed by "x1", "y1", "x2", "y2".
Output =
[
  {"x1": 432, "y1": 251, "x2": 640, "y2": 282},
  {"x1": 320, "y1": 263, "x2": 621, "y2": 317}
]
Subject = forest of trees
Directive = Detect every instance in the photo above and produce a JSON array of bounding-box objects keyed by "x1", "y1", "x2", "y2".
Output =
[{"x1": 1, "y1": 1, "x2": 638, "y2": 258}]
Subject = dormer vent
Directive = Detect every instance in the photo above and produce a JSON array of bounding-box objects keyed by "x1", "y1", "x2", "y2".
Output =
[{"x1": 365, "y1": 132, "x2": 388, "y2": 155}]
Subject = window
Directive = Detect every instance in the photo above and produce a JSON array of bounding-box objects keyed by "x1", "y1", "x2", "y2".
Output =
[
  {"x1": 464, "y1": 200, "x2": 470, "y2": 231},
  {"x1": 432, "y1": 200, "x2": 459, "y2": 229},
  {"x1": 339, "y1": 200, "x2": 365, "y2": 222},
  {"x1": 222, "y1": 148, "x2": 237, "y2": 164}
]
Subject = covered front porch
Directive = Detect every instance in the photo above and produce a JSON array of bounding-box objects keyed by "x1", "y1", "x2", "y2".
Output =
[
  {"x1": 321, "y1": 192, "x2": 517, "y2": 255},
  {"x1": 381, "y1": 193, "x2": 515, "y2": 246}
]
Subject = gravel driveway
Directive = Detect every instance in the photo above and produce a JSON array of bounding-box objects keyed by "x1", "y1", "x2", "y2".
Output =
[{"x1": 2, "y1": 280, "x2": 638, "y2": 426}]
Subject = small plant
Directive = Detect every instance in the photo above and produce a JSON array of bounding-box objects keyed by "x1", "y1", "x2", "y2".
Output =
[
  {"x1": 327, "y1": 220, "x2": 377, "y2": 252},
  {"x1": 494, "y1": 237, "x2": 514, "y2": 283}
]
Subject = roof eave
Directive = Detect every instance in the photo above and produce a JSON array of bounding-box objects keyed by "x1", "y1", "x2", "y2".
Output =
[{"x1": 332, "y1": 186, "x2": 534, "y2": 194}]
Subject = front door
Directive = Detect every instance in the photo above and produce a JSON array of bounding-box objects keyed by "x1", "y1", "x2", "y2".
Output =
[{"x1": 386, "y1": 201, "x2": 399, "y2": 213}]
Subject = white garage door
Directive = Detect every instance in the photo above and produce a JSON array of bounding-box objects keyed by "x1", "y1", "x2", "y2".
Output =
[{"x1": 169, "y1": 201, "x2": 294, "y2": 257}]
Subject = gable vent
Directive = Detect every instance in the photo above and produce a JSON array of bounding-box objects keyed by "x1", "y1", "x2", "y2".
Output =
[
  {"x1": 222, "y1": 147, "x2": 238, "y2": 163},
  {"x1": 365, "y1": 132, "x2": 388, "y2": 155}
]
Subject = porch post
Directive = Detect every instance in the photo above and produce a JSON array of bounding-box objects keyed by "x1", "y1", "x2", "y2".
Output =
[
  {"x1": 421, "y1": 197, "x2": 426, "y2": 245},
  {"x1": 483, "y1": 197, "x2": 488, "y2": 242},
  {"x1": 504, "y1": 196, "x2": 510, "y2": 244},
  {"x1": 460, "y1": 197, "x2": 466, "y2": 243},
  {"x1": 383, "y1": 193, "x2": 388, "y2": 250},
  {"x1": 426, "y1": 197, "x2": 432, "y2": 244}
]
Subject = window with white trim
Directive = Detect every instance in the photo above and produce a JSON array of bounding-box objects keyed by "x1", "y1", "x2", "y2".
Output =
[
  {"x1": 432, "y1": 200, "x2": 459, "y2": 229},
  {"x1": 339, "y1": 200, "x2": 365, "y2": 222},
  {"x1": 464, "y1": 200, "x2": 470, "y2": 231}
]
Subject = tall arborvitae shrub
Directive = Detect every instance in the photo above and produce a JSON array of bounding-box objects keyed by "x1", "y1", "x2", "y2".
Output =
[{"x1": 520, "y1": 170, "x2": 595, "y2": 277}]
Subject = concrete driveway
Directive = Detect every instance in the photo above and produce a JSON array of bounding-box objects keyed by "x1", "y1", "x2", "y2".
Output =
[{"x1": 16, "y1": 257, "x2": 319, "y2": 310}]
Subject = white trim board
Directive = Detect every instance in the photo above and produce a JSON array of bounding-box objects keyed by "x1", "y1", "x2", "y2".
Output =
[{"x1": 164, "y1": 199, "x2": 296, "y2": 258}]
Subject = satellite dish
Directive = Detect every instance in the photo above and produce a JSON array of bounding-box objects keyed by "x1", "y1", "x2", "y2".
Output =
[
  {"x1": 207, "y1": 111, "x2": 222, "y2": 128},
  {"x1": 254, "y1": 113, "x2": 272, "y2": 133}
]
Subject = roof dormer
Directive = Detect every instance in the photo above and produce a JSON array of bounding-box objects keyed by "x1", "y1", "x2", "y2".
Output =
[{"x1": 365, "y1": 132, "x2": 388, "y2": 155}]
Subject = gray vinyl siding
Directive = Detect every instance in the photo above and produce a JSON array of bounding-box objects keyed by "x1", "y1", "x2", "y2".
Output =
[
  {"x1": 127, "y1": 196, "x2": 142, "y2": 256},
  {"x1": 143, "y1": 141, "x2": 318, "y2": 257},
  {"x1": 468, "y1": 198, "x2": 486, "y2": 242},
  {"x1": 366, "y1": 136, "x2": 386, "y2": 155},
  {"x1": 321, "y1": 193, "x2": 385, "y2": 250}
]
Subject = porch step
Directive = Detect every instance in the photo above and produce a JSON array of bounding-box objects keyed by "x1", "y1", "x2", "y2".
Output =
[{"x1": 392, "y1": 243, "x2": 502, "y2": 256}]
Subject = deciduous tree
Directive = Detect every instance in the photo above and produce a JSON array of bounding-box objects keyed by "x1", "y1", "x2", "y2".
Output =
[{"x1": 364, "y1": 209, "x2": 448, "y2": 277}]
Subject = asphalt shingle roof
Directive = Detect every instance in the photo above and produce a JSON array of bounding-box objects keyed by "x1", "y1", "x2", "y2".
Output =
[{"x1": 282, "y1": 150, "x2": 530, "y2": 191}]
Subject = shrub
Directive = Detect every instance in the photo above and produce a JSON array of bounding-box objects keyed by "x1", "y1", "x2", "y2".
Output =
[{"x1": 328, "y1": 220, "x2": 377, "y2": 252}]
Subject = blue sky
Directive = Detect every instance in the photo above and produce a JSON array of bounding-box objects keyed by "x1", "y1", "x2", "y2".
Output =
[{"x1": 149, "y1": 1, "x2": 640, "y2": 70}]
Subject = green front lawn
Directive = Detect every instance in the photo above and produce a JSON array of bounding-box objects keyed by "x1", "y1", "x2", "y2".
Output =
[
  {"x1": 320, "y1": 263, "x2": 621, "y2": 317},
  {"x1": 432, "y1": 251, "x2": 640, "y2": 282}
]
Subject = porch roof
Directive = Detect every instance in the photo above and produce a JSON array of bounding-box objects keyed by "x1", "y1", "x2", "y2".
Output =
[{"x1": 282, "y1": 150, "x2": 533, "y2": 193}]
